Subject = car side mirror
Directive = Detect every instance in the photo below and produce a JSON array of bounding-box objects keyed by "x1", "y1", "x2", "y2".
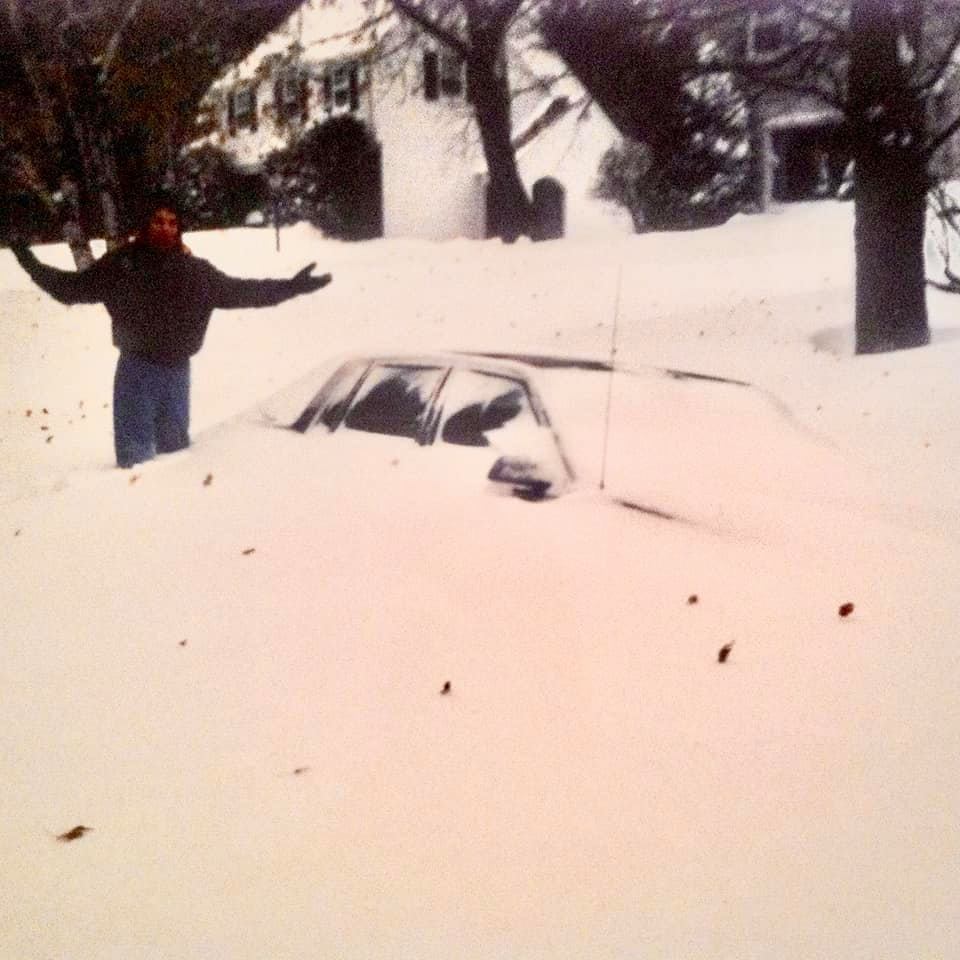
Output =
[{"x1": 487, "y1": 455, "x2": 554, "y2": 502}]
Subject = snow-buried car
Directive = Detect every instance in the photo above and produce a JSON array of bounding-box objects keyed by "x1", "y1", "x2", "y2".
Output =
[{"x1": 230, "y1": 350, "x2": 850, "y2": 535}]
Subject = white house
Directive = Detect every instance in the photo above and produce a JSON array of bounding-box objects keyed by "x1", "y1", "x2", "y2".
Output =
[{"x1": 195, "y1": 0, "x2": 629, "y2": 240}]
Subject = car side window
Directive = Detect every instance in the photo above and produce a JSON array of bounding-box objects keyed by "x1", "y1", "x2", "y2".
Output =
[
  {"x1": 437, "y1": 369, "x2": 535, "y2": 447},
  {"x1": 317, "y1": 361, "x2": 367, "y2": 430},
  {"x1": 343, "y1": 364, "x2": 444, "y2": 439}
]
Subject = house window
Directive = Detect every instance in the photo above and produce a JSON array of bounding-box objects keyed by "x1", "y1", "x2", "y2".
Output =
[
  {"x1": 424, "y1": 51, "x2": 438, "y2": 101},
  {"x1": 424, "y1": 49, "x2": 464, "y2": 101},
  {"x1": 748, "y1": 8, "x2": 789, "y2": 60},
  {"x1": 227, "y1": 83, "x2": 258, "y2": 133},
  {"x1": 753, "y1": 17, "x2": 784, "y2": 53},
  {"x1": 323, "y1": 62, "x2": 359, "y2": 114},
  {"x1": 331, "y1": 65, "x2": 351, "y2": 108},
  {"x1": 440, "y1": 51, "x2": 464, "y2": 97},
  {"x1": 275, "y1": 70, "x2": 306, "y2": 120}
]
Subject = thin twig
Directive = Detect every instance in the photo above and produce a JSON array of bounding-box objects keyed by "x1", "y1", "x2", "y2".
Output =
[
  {"x1": 100, "y1": 0, "x2": 148, "y2": 79},
  {"x1": 391, "y1": 0, "x2": 468, "y2": 57}
]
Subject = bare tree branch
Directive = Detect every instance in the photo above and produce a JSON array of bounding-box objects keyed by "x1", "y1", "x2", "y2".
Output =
[
  {"x1": 927, "y1": 107, "x2": 960, "y2": 157},
  {"x1": 925, "y1": 276, "x2": 960, "y2": 291},
  {"x1": 100, "y1": 0, "x2": 149, "y2": 78},
  {"x1": 4, "y1": 0, "x2": 21, "y2": 33},
  {"x1": 799, "y1": 4, "x2": 848, "y2": 41},
  {"x1": 299, "y1": 7, "x2": 394, "y2": 49},
  {"x1": 915, "y1": 22, "x2": 960, "y2": 95},
  {"x1": 3, "y1": 2, "x2": 63, "y2": 149},
  {"x1": 391, "y1": 0, "x2": 468, "y2": 56}
]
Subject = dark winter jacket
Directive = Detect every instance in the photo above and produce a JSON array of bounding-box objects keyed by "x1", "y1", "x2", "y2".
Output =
[{"x1": 14, "y1": 242, "x2": 317, "y2": 365}]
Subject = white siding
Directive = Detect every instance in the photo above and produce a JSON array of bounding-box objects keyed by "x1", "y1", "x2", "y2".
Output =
[
  {"x1": 372, "y1": 63, "x2": 486, "y2": 239},
  {"x1": 198, "y1": 1, "x2": 623, "y2": 240}
]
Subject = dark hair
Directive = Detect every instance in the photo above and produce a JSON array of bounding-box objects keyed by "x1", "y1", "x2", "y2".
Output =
[{"x1": 137, "y1": 190, "x2": 184, "y2": 234}]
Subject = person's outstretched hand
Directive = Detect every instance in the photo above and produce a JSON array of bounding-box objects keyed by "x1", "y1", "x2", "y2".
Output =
[
  {"x1": 290, "y1": 262, "x2": 332, "y2": 294},
  {"x1": 7, "y1": 238, "x2": 32, "y2": 263}
]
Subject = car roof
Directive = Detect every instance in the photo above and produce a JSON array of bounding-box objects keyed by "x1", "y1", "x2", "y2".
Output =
[
  {"x1": 348, "y1": 351, "x2": 748, "y2": 387},
  {"x1": 353, "y1": 352, "x2": 543, "y2": 381}
]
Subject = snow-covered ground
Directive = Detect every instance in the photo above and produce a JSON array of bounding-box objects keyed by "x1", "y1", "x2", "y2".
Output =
[{"x1": 2, "y1": 201, "x2": 959, "y2": 958}]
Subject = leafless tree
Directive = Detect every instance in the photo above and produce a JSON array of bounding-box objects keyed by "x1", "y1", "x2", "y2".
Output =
[
  {"x1": 0, "y1": 0, "x2": 305, "y2": 264},
  {"x1": 389, "y1": 0, "x2": 540, "y2": 240},
  {"x1": 541, "y1": 0, "x2": 960, "y2": 354}
]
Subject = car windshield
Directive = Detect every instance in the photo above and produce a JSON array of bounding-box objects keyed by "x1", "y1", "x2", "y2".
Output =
[{"x1": 342, "y1": 364, "x2": 444, "y2": 439}]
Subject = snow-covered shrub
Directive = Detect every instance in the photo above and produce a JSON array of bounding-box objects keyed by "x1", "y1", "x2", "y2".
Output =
[
  {"x1": 170, "y1": 144, "x2": 266, "y2": 231},
  {"x1": 594, "y1": 70, "x2": 750, "y2": 231},
  {"x1": 266, "y1": 116, "x2": 382, "y2": 241}
]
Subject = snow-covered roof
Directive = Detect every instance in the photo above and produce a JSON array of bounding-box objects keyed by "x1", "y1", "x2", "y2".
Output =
[
  {"x1": 765, "y1": 106, "x2": 844, "y2": 130},
  {"x1": 226, "y1": 0, "x2": 393, "y2": 83}
]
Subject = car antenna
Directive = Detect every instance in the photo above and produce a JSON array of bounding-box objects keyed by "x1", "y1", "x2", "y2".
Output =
[{"x1": 599, "y1": 261, "x2": 624, "y2": 491}]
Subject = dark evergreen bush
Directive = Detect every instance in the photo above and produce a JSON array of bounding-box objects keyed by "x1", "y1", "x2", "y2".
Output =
[
  {"x1": 170, "y1": 144, "x2": 267, "y2": 231},
  {"x1": 266, "y1": 115, "x2": 383, "y2": 241},
  {"x1": 594, "y1": 72, "x2": 750, "y2": 232}
]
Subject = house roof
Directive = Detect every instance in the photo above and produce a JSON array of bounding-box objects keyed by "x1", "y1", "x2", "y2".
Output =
[
  {"x1": 226, "y1": 0, "x2": 391, "y2": 82},
  {"x1": 202, "y1": 0, "x2": 618, "y2": 191}
]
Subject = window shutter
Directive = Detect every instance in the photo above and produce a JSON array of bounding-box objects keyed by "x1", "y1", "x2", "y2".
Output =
[
  {"x1": 423, "y1": 51, "x2": 438, "y2": 101},
  {"x1": 323, "y1": 72, "x2": 333, "y2": 111},
  {"x1": 349, "y1": 64, "x2": 359, "y2": 112}
]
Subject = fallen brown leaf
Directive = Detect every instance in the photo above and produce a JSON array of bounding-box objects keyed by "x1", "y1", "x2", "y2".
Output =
[
  {"x1": 56, "y1": 825, "x2": 92, "y2": 842},
  {"x1": 839, "y1": 602, "x2": 855, "y2": 618},
  {"x1": 242, "y1": 547, "x2": 256, "y2": 556}
]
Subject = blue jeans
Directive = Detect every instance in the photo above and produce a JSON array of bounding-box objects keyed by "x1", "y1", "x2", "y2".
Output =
[{"x1": 113, "y1": 354, "x2": 190, "y2": 468}]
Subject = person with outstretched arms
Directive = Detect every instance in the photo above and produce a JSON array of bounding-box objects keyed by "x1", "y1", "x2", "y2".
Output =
[{"x1": 10, "y1": 192, "x2": 332, "y2": 468}]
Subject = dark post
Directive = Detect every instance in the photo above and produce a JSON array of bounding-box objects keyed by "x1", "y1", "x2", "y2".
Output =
[{"x1": 269, "y1": 171, "x2": 282, "y2": 252}]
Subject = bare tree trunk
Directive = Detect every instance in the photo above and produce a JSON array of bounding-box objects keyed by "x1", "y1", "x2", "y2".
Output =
[
  {"x1": 5, "y1": 6, "x2": 101, "y2": 266},
  {"x1": 853, "y1": 164, "x2": 929, "y2": 353},
  {"x1": 466, "y1": 20, "x2": 534, "y2": 241},
  {"x1": 5, "y1": 13, "x2": 92, "y2": 265},
  {"x1": 60, "y1": 177, "x2": 96, "y2": 270},
  {"x1": 391, "y1": 0, "x2": 534, "y2": 242},
  {"x1": 61, "y1": 44, "x2": 125, "y2": 249},
  {"x1": 849, "y1": 0, "x2": 930, "y2": 353}
]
